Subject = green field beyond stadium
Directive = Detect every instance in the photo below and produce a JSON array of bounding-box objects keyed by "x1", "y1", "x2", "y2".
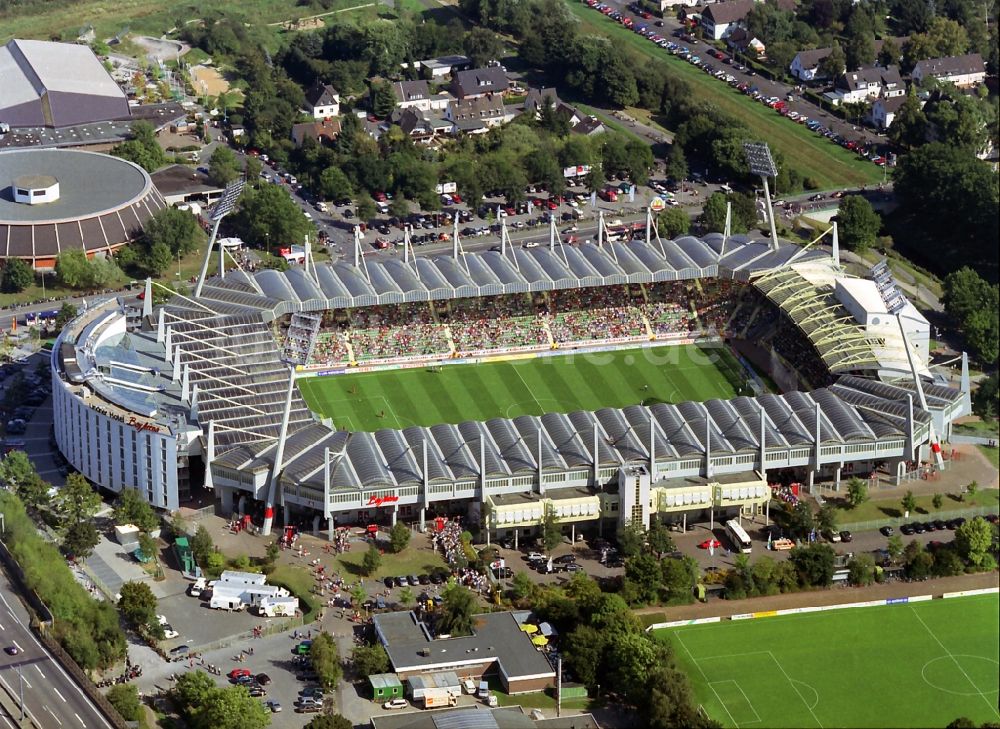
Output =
[
  {"x1": 656, "y1": 594, "x2": 1000, "y2": 728},
  {"x1": 298, "y1": 343, "x2": 742, "y2": 431}
]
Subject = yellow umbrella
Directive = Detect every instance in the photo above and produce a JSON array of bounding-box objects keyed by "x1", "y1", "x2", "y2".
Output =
[
  {"x1": 519, "y1": 624, "x2": 539, "y2": 634},
  {"x1": 531, "y1": 635, "x2": 548, "y2": 647}
]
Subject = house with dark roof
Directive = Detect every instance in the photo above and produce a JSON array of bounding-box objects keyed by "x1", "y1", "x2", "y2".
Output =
[
  {"x1": 369, "y1": 706, "x2": 602, "y2": 729},
  {"x1": 726, "y1": 29, "x2": 765, "y2": 56},
  {"x1": 869, "y1": 94, "x2": 909, "y2": 130},
  {"x1": 912, "y1": 53, "x2": 986, "y2": 88},
  {"x1": 701, "y1": 0, "x2": 792, "y2": 41},
  {"x1": 523, "y1": 88, "x2": 581, "y2": 126},
  {"x1": 572, "y1": 116, "x2": 606, "y2": 136},
  {"x1": 304, "y1": 82, "x2": 339, "y2": 119},
  {"x1": 831, "y1": 65, "x2": 904, "y2": 105},
  {"x1": 150, "y1": 164, "x2": 224, "y2": 206},
  {"x1": 291, "y1": 117, "x2": 342, "y2": 147},
  {"x1": 372, "y1": 610, "x2": 555, "y2": 694},
  {"x1": 390, "y1": 107, "x2": 450, "y2": 143},
  {"x1": 414, "y1": 54, "x2": 472, "y2": 78},
  {"x1": 791, "y1": 39, "x2": 906, "y2": 82},
  {"x1": 446, "y1": 94, "x2": 513, "y2": 133},
  {"x1": 451, "y1": 66, "x2": 510, "y2": 99}
]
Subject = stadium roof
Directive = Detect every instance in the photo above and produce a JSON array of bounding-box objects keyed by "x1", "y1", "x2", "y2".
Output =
[
  {"x1": 0, "y1": 40, "x2": 129, "y2": 128},
  {"x1": 207, "y1": 234, "x2": 824, "y2": 315}
]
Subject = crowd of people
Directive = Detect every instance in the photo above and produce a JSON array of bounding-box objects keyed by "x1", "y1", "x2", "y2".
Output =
[
  {"x1": 294, "y1": 282, "x2": 752, "y2": 366},
  {"x1": 430, "y1": 518, "x2": 467, "y2": 568}
]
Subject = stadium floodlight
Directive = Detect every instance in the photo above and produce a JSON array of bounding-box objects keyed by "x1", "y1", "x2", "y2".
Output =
[
  {"x1": 195, "y1": 177, "x2": 247, "y2": 297},
  {"x1": 743, "y1": 141, "x2": 779, "y2": 251}
]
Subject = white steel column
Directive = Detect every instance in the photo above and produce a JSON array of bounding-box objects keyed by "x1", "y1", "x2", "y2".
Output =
[{"x1": 262, "y1": 367, "x2": 296, "y2": 537}]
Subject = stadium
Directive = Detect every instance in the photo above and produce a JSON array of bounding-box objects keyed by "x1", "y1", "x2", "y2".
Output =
[
  {"x1": 0, "y1": 148, "x2": 166, "y2": 269},
  {"x1": 51, "y1": 219, "x2": 970, "y2": 539}
]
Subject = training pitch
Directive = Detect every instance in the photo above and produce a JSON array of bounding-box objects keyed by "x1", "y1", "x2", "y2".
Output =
[
  {"x1": 298, "y1": 343, "x2": 743, "y2": 431},
  {"x1": 655, "y1": 594, "x2": 1000, "y2": 728}
]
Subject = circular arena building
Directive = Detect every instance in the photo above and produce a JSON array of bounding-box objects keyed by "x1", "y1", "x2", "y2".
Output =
[{"x1": 0, "y1": 148, "x2": 166, "y2": 270}]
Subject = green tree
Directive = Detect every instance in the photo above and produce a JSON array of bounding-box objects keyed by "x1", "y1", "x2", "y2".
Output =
[
  {"x1": 55, "y1": 249, "x2": 94, "y2": 289},
  {"x1": 54, "y1": 302, "x2": 79, "y2": 330},
  {"x1": 437, "y1": 582, "x2": 476, "y2": 636},
  {"x1": 932, "y1": 493, "x2": 943, "y2": 510},
  {"x1": 847, "y1": 477, "x2": 869, "y2": 508},
  {"x1": 903, "y1": 540, "x2": 933, "y2": 580},
  {"x1": 818, "y1": 41, "x2": 846, "y2": 79},
  {"x1": 785, "y1": 501, "x2": 816, "y2": 541},
  {"x1": 62, "y1": 521, "x2": 100, "y2": 560},
  {"x1": 616, "y1": 520, "x2": 646, "y2": 558},
  {"x1": 230, "y1": 183, "x2": 314, "y2": 249},
  {"x1": 370, "y1": 81, "x2": 396, "y2": 119},
  {"x1": 309, "y1": 631, "x2": 342, "y2": 689},
  {"x1": 887, "y1": 534, "x2": 904, "y2": 561},
  {"x1": 172, "y1": 671, "x2": 217, "y2": 720},
  {"x1": 847, "y1": 553, "x2": 876, "y2": 586},
  {"x1": 0, "y1": 451, "x2": 37, "y2": 491},
  {"x1": 584, "y1": 164, "x2": 605, "y2": 194},
  {"x1": 647, "y1": 521, "x2": 676, "y2": 557},
  {"x1": 207, "y1": 145, "x2": 241, "y2": 187},
  {"x1": 118, "y1": 581, "x2": 158, "y2": 631},
  {"x1": 788, "y1": 543, "x2": 835, "y2": 587},
  {"x1": 398, "y1": 586, "x2": 414, "y2": 609},
  {"x1": 844, "y1": 7, "x2": 875, "y2": 69},
  {"x1": 319, "y1": 166, "x2": 353, "y2": 203},
  {"x1": 955, "y1": 516, "x2": 994, "y2": 569},
  {"x1": 351, "y1": 642, "x2": 389, "y2": 677},
  {"x1": 388, "y1": 196, "x2": 410, "y2": 220},
  {"x1": 816, "y1": 504, "x2": 838, "y2": 534},
  {"x1": 624, "y1": 553, "x2": 662, "y2": 604},
  {"x1": 903, "y1": 17, "x2": 970, "y2": 70},
  {"x1": 196, "y1": 685, "x2": 270, "y2": 729},
  {"x1": 463, "y1": 26, "x2": 504, "y2": 67},
  {"x1": 56, "y1": 473, "x2": 102, "y2": 527},
  {"x1": 665, "y1": 143, "x2": 688, "y2": 181},
  {"x1": 356, "y1": 193, "x2": 377, "y2": 223},
  {"x1": 901, "y1": 490, "x2": 917, "y2": 515},
  {"x1": 389, "y1": 522, "x2": 410, "y2": 553},
  {"x1": 15, "y1": 472, "x2": 51, "y2": 513},
  {"x1": 111, "y1": 120, "x2": 166, "y2": 172},
  {"x1": 1, "y1": 259, "x2": 34, "y2": 294},
  {"x1": 138, "y1": 532, "x2": 159, "y2": 564},
  {"x1": 113, "y1": 488, "x2": 159, "y2": 533},
  {"x1": 659, "y1": 207, "x2": 690, "y2": 239},
  {"x1": 698, "y1": 192, "x2": 729, "y2": 233},
  {"x1": 106, "y1": 683, "x2": 142, "y2": 722},
  {"x1": 878, "y1": 37, "x2": 901, "y2": 67},
  {"x1": 943, "y1": 268, "x2": 999, "y2": 366},
  {"x1": 540, "y1": 504, "x2": 562, "y2": 552},
  {"x1": 305, "y1": 714, "x2": 354, "y2": 729},
  {"x1": 837, "y1": 195, "x2": 881, "y2": 253},
  {"x1": 350, "y1": 582, "x2": 366, "y2": 608},
  {"x1": 191, "y1": 524, "x2": 214, "y2": 566},
  {"x1": 361, "y1": 544, "x2": 382, "y2": 575},
  {"x1": 511, "y1": 571, "x2": 535, "y2": 601},
  {"x1": 142, "y1": 206, "x2": 202, "y2": 259},
  {"x1": 561, "y1": 625, "x2": 605, "y2": 689},
  {"x1": 972, "y1": 373, "x2": 998, "y2": 420},
  {"x1": 661, "y1": 555, "x2": 698, "y2": 603},
  {"x1": 967, "y1": 480, "x2": 979, "y2": 500}
]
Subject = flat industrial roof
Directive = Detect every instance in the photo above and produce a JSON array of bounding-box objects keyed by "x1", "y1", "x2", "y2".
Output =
[{"x1": 0, "y1": 149, "x2": 150, "y2": 223}]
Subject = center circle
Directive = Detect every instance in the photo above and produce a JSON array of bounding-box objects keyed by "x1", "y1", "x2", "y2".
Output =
[{"x1": 921, "y1": 655, "x2": 1000, "y2": 697}]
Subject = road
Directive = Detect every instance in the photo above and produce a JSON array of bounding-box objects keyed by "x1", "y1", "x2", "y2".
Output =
[{"x1": 0, "y1": 573, "x2": 112, "y2": 729}]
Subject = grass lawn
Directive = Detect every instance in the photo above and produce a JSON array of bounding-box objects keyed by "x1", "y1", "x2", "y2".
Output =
[
  {"x1": 827, "y1": 489, "x2": 999, "y2": 522},
  {"x1": 331, "y1": 544, "x2": 447, "y2": 579},
  {"x1": 657, "y1": 594, "x2": 1000, "y2": 728},
  {"x1": 978, "y1": 446, "x2": 999, "y2": 469},
  {"x1": 268, "y1": 564, "x2": 321, "y2": 622},
  {"x1": 565, "y1": 2, "x2": 883, "y2": 190},
  {"x1": 955, "y1": 418, "x2": 1000, "y2": 439},
  {"x1": 298, "y1": 343, "x2": 744, "y2": 431}
]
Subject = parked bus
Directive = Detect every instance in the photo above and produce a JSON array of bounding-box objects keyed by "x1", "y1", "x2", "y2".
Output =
[{"x1": 725, "y1": 519, "x2": 752, "y2": 554}]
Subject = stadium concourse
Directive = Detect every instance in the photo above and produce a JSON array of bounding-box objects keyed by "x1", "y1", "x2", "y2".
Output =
[{"x1": 51, "y1": 232, "x2": 970, "y2": 542}]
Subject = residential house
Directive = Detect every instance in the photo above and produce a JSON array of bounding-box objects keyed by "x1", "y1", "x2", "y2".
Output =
[
  {"x1": 701, "y1": 0, "x2": 791, "y2": 41},
  {"x1": 790, "y1": 48, "x2": 833, "y2": 82},
  {"x1": 912, "y1": 53, "x2": 986, "y2": 88},
  {"x1": 304, "y1": 82, "x2": 340, "y2": 119},
  {"x1": 390, "y1": 107, "x2": 450, "y2": 143},
  {"x1": 523, "y1": 87, "x2": 582, "y2": 126},
  {"x1": 573, "y1": 116, "x2": 606, "y2": 136},
  {"x1": 446, "y1": 94, "x2": 513, "y2": 133},
  {"x1": 391, "y1": 80, "x2": 451, "y2": 112},
  {"x1": 451, "y1": 66, "x2": 510, "y2": 99},
  {"x1": 727, "y1": 29, "x2": 765, "y2": 56},
  {"x1": 830, "y1": 65, "x2": 904, "y2": 105},
  {"x1": 415, "y1": 54, "x2": 471, "y2": 78},
  {"x1": 869, "y1": 95, "x2": 908, "y2": 130},
  {"x1": 291, "y1": 117, "x2": 342, "y2": 147},
  {"x1": 660, "y1": 0, "x2": 700, "y2": 7}
]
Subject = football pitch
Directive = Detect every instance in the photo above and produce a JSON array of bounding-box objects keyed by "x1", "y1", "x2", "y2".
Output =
[
  {"x1": 297, "y1": 343, "x2": 743, "y2": 431},
  {"x1": 655, "y1": 594, "x2": 1000, "y2": 728}
]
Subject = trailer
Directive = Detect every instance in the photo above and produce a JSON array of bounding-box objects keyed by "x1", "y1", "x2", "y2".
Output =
[
  {"x1": 422, "y1": 689, "x2": 459, "y2": 709},
  {"x1": 218, "y1": 570, "x2": 267, "y2": 587},
  {"x1": 209, "y1": 587, "x2": 246, "y2": 611},
  {"x1": 258, "y1": 597, "x2": 299, "y2": 617}
]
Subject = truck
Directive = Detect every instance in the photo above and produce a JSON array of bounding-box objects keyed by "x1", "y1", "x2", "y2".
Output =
[
  {"x1": 218, "y1": 571, "x2": 267, "y2": 587},
  {"x1": 422, "y1": 689, "x2": 459, "y2": 709},
  {"x1": 257, "y1": 596, "x2": 298, "y2": 617},
  {"x1": 315, "y1": 201, "x2": 328, "y2": 213},
  {"x1": 209, "y1": 590, "x2": 245, "y2": 612}
]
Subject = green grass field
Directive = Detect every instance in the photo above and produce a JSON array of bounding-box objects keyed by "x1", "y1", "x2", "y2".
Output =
[
  {"x1": 565, "y1": 1, "x2": 883, "y2": 190},
  {"x1": 298, "y1": 343, "x2": 743, "y2": 431},
  {"x1": 656, "y1": 594, "x2": 1000, "y2": 728}
]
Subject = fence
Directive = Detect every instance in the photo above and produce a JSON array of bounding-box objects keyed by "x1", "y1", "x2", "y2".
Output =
[
  {"x1": 185, "y1": 614, "x2": 304, "y2": 657},
  {"x1": 837, "y1": 505, "x2": 994, "y2": 534}
]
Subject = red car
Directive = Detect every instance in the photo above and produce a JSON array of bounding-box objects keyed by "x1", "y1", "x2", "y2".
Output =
[
  {"x1": 546, "y1": 199, "x2": 558, "y2": 210},
  {"x1": 451, "y1": 193, "x2": 462, "y2": 203},
  {"x1": 698, "y1": 538, "x2": 721, "y2": 550},
  {"x1": 229, "y1": 668, "x2": 252, "y2": 680}
]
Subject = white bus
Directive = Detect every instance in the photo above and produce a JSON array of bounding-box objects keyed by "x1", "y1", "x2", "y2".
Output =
[{"x1": 725, "y1": 519, "x2": 752, "y2": 554}]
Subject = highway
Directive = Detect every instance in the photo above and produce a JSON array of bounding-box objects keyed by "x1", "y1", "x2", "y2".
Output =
[{"x1": 0, "y1": 572, "x2": 112, "y2": 729}]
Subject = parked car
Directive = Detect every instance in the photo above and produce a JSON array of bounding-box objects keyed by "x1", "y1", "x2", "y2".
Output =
[
  {"x1": 255, "y1": 673, "x2": 272, "y2": 686},
  {"x1": 263, "y1": 700, "x2": 282, "y2": 713},
  {"x1": 554, "y1": 554, "x2": 577, "y2": 564},
  {"x1": 839, "y1": 530, "x2": 853, "y2": 542},
  {"x1": 384, "y1": 698, "x2": 409, "y2": 710},
  {"x1": 879, "y1": 526, "x2": 894, "y2": 537}
]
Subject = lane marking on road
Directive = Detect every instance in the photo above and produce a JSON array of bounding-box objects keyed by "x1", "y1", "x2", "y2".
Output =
[
  {"x1": 0, "y1": 622, "x2": 4, "y2": 631},
  {"x1": 53, "y1": 687, "x2": 66, "y2": 703},
  {"x1": 0, "y1": 711, "x2": 14, "y2": 728},
  {"x1": 46, "y1": 707, "x2": 63, "y2": 726},
  {"x1": 20, "y1": 674, "x2": 30, "y2": 689},
  {"x1": 10, "y1": 642, "x2": 21, "y2": 654},
  {"x1": 75, "y1": 713, "x2": 85, "y2": 726},
  {"x1": 34, "y1": 666, "x2": 44, "y2": 679}
]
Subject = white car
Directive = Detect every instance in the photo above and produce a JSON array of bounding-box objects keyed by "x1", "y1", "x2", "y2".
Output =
[
  {"x1": 522, "y1": 241, "x2": 539, "y2": 248},
  {"x1": 567, "y1": 200, "x2": 579, "y2": 208},
  {"x1": 383, "y1": 698, "x2": 409, "y2": 710},
  {"x1": 162, "y1": 628, "x2": 179, "y2": 640},
  {"x1": 156, "y1": 614, "x2": 168, "y2": 626},
  {"x1": 527, "y1": 552, "x2": 545, "y2": 562}
]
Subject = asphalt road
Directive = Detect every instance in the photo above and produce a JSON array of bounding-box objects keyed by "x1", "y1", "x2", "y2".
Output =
[{"x1": 0, "y1": 573, "x2": 112, "y2": 729}]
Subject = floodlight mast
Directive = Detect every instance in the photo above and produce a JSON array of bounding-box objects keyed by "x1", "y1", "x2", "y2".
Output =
[
  {"x1": 744, "y1": 142, "x2": 779, "y2": 251},
  {"x1": 194, "y1": 177, "x2": 246, "y2": 297}
]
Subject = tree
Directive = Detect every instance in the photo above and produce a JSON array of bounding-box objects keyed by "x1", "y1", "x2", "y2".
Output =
[
  {"x1": 388, "y1": 196, "x2": 410, "y2": 220},
  {"x1": 111, "y1": 121, "x2": 166, "y2": 172},
  {"x1": 56, "y1": 473, "x2": 102, "y2": 527},
  {"x1": 540, "y1": 504, "x2": 562, "y2": 552},
  {"x1": 319, "y1": 166, "x2": 353, "y2": 203},
  {"x1": 665, "y1": 143, "x2": 688, "y2": 182},
  {"x1": 624, "y1": 553, "x2": 662, "y2": 604},
  {"x1": 616, "y1": 520, "x2": 646, "y2": 558},
  {"x1": 584, "y1": 164, "x2": 605, "y2": 194},
  {"x1": 818, "y1": 41, "x2": 846, "y2": 79},
  {"x1": 561, "y1": 625, "x2": 605, "y2": 689},
  {"x1": 888, "y1": 88, "x2": 929, "y2": 150},
  {"x1": 55, "y1": 303, "x2": 78, "y2": 330},
  {"x1": 785, "y1": 501, "x2": 816, "y2": 541},
  {"x1": 351, "y1": 642, "x2": 389, "y2": 677},
  {"x1": 901, "y1": 490, "x2": 917, "y2": 515},
  {"x1": 437, "y1": 583, "x2": 476, "y2": 636},
  {"x1": 837, "y1": 195, "x2": 881, "y2": 253},
  {"x1": 62, "y1": 521, "x2": 100, "y2": 560},
  {"x1": 943, "y1": 268, "x2": 999, "y2": 366},
  {"x1": 15, "y1": 472, "x2": 51, "y2": 513},
  {"x1": 118, "y1": 581, "x2": 158, "y2": 631},
  {"x1": 356, "y1": 193, "x2": 377, "y2": 223},
  {"x1": 844, "y1": 7, "x2": 875, "y2": 69},
  {"x1": 389, "y1": 522, "x2": 410, "y2": 553},
  {"x1": 647, "y1": 521, "x2": 676, "y2": 558},
  {"x1": 55, "y1": 249, "x2": 94, "y2": 289},
  {"x1": 142, "y1": 206, "x2": 202, "y2": 259},
  {"x1": 698, "y1": 192, "x2": 729, "y2": 233},
  {"x1": 370, "y1": 81, "x2": 396, "y2": 119},
  {"x1": 309, "y1": 631, "x2": 342, "y2": 689},
  {"x1": 788, "y1": 543, "x2": 835, "y2": 587},
  {"x1": 191, "y1": 524, "x2": 214, "y2": 566},
  {"x1": 305, "y1": 715, "x2": 354, "y2": 729},
  {"x1": 932, "y1": 493, "x2": 944, "y2": 510},
  {"x1": 878, "y1": 37, "x2": 901, "y2": 67},
  {"x1": 816, "y1": 504, "x2": 838, "y2": 534},
  {"x1": 511, "y1": 571, "x2": 534, "y2": 601},
  {"x1": 972, "y1": 373, "x2": 998, "y2": 420},
  {"x1": 887, "y1": 534, "x2": 904, "y2": 561},
  {"x1": 113, "y1": 488, "x2": 159, "y2": 533},
  {"x1": 463, "y1": 27, "x2": 504, "y2": 67},
  {"x1": 1, "y1": 259, "x2": 33, "y2": 294},
  {"x1": 661, "y1": 555, "x2": 698, "y2": 603},
  {"x1": 106, "y1": 683, "x2": 142, "y2": 722},
  {"x1": 967, "y1": 480, "x2": 979, "y2": 499},
  {"x1": 361, "y1": 544, "x2": 382, "y2": 575},
  {"x1": 207, "y1": 146, "x2": 241, "y2": 187},
  {"x1": 903, "y1": 18, "x2": 970, "y2": 70},
  {"x1": 230, "y1": 183, "x2": 314, "y2": 250},
  {"x1": 903, "y1": 540, "x2": 933, "y2": 580},
  {"x1": 659, "y1": 207, "x2": 690, "y2": 239},
  {"x1": 955, "y1": 516, "x2": 994, "y2": 569},
  {"x1": 846, "y1": 477, "x2": 869, "y2": 508},
  {"x1": 0, "y1": 451, "x2": 37, "y2": 491},
  {"x1": 847, "y1": 553, "x2": 876, "y2": 586},
  {"x1": 196, "y1": 685, "x2": 270, "y2": 729}
]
